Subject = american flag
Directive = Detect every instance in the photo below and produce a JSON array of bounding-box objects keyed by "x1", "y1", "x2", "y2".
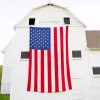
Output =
[{"x1": 27, "y1": 26, "x2": 72, "y2": 93}]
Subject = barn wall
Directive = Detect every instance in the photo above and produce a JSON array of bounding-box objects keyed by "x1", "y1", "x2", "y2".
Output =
[
  {"x1": 87, "y1": 50, "x2": 100, "y2": 100},
  {"x1": 10, "y1": 25, "x2": 90, "y2": 100},
  {"x1": 1, "y1": 66, "x2": 11, "y2": 94},
  {"x1": 1, "y1": 36, "x2": 16, "y2": 94},
  {"x1": 16, "y1": 5, "x2": 84, "y2": 28},
  {"x1": 1, "y1": 45, "x2": 13, "y2": 94}
]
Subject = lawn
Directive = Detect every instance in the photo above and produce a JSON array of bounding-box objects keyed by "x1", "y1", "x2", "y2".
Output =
[
  {"x1": 0, "y1": 66, "x2": 2, "y2": 82},
  {"x1": 0, "y1": 94, "x2": 10, "y2": 100},
  {"x1": 0, "y1": 66, "x2": 2, "y2": 92}
]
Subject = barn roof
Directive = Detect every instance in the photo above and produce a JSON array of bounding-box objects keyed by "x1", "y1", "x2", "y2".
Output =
[
  {"x1": 86, "y1": 30, "x2": 100, "y2": 49},
  {"x1": 13, "y1": 3, "x2": 86, "y2": 30}
]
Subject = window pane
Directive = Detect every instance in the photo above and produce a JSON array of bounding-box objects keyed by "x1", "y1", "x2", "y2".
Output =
[
  {"x1": 72, "y1": 51, "x2": 81, "y2": 58},
  {"x1": 93, "y1": 67, "x2": 100, "y2": 75},
  {"x1": 29, "y1": 18, "x2": 35, "y2": 25},
  {"x1": 21, "y1": 52, "x2": 29, "y2": 59},
  {"x1": 64, "y1": 18, "x2": 70, "y2": 24}
]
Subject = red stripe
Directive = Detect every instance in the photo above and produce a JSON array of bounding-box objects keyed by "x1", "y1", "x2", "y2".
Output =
[
  {"x1": 34, "y1": 50, "x2": 38, "y2": 92},
  {"x1": 54, "y1": 27, "x2": 59, "y2": 92},
  {"x1": 41, "y1": 50, "x2": 44, "y2": 92},
  {"x1": 66, "y1": 26, "x2": 72, "y2": 89},
  {"x1": 27, "y1": 50, "x2": 32, "y2": 91},
  {"x1": 48, "y1": 50, "x2": 52, "y2": 92},
  {"x1": 60, "y1": 27, "x2": 66, "y2": 91}
]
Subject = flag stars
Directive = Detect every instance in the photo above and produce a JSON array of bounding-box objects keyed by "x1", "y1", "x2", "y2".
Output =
[{"x1": 30, "y1": 27, "x2": 50, "y2": 50}]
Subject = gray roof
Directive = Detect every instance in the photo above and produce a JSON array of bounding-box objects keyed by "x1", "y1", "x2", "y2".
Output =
[{"x1": 86, "y1": 30, "x2": 100, "y2": 48}]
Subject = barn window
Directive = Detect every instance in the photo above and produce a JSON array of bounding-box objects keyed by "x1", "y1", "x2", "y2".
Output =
[
  {"x1": 29, "y1": 18, "x2": 35, "y2": 25},
  {"x1": 21, "y1": 52, "x2": 29, "y2": 59},
  {"x1": 72, "y1": 51, "x2": 82, "y2": 58},
  {"x1": 64, "y1": 17, "x2": 70, "y2": 24},
  {"x1": 93, "y1": 67, "x2": 100, "y2": 75}
]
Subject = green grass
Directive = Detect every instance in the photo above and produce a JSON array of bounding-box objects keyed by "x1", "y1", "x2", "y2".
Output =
[
  {"x1": 0, "y1": 94, "x2": 10, "y2": 100},
  {"x1": 0, "y1": 66, "x2": 2, "y2": 92},
  {"x1": 0, "y1": 66, "x2": 2, "y2": 82}
]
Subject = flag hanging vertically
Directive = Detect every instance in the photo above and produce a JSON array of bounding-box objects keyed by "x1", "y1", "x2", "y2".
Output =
[{"x1": 27, "y1": 26, "x2": 72, "y2": 93}]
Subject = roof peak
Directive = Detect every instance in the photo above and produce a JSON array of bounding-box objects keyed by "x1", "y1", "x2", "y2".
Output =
[{"x1": 13, "y1": 3, "x2": 86, "y2": 29}]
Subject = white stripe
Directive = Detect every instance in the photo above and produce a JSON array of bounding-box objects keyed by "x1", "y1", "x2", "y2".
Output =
[
  {"x1": 37, "y1": 50, "x2": 41, "y2": 92},
  {"x1": 44, "y1": 50, "x2": 48, "y2": 92},
  {"x1": 57, "y1": 27, "x2": 62, "y2": 91},
  {"x1": 31, "y1": 51, "x2": 34, "y2": 91},
  {"x1": 63, "y1": 26, "x2": 69, "y2": 90},
  {"x1": 51, "y1": 27, "x2": 55, "y2": 92}
]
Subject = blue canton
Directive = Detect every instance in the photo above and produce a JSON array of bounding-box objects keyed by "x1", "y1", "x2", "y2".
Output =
[{"x1": 30, "y1": 27, "x2": 51, "y2": 50}]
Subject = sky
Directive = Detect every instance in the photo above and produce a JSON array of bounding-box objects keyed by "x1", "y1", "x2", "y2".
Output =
[{"x1": 0, "y1": 0, "x2": 100, "y2": 64}]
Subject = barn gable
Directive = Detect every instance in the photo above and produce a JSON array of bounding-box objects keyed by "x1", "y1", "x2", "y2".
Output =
[{"x1": 14, "y1": 3, "x2": 86, "y2": 29}]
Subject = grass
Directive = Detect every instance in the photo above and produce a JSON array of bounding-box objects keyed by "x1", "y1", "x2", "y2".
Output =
[
  {"x1": 0, "y1": 66, "x2": 2, "y2": 92},
  {"x1": 0, "y1": 94, "x2": 10, "y2": 100},
  {"x1": 0, "y1": 66, "x2": 2, "y2": 82}
]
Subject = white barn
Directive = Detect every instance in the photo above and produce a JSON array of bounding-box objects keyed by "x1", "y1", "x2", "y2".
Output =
[{"x1": 1, "y1": 3, "x2": 100, "y2": 100}]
